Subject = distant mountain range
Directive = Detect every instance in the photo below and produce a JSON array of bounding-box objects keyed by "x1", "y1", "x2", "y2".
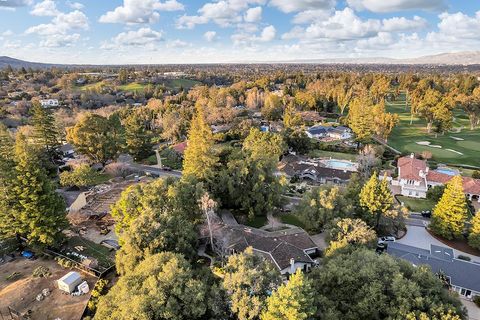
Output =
[{"x1": 2, "y1": 51, "x2": 480, "y2": 68}]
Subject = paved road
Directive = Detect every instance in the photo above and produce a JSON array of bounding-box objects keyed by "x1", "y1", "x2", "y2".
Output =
[
  {"x1": 398, "y1": 225, "x2": 480, "y2": 262},
  {"x1": 128, "y1": 163, "x2": 182, "y2": 178},
  {"x1": 405, "y1": 213, "x2": 429, "y2": 227}
]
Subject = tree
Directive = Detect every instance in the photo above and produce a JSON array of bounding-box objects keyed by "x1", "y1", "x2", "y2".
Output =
[
  {"x1": 456, "y1": 87, "x2": 480, "y2": 130},
  {"x1": 346, "y1": 96, "x2": 374, "y2": 141},
  {"x1": 96, "y1": 252, "x2": 211, "y2": 320},
  {"x1": 222, "y1": 247, "x2": 280, "y2": 320},
  {"x1": 261, "y1": 270, "x2": 316, "y2": 320},
  {"x1": 468, "y1": 211, "x2": 480, "y2": 250},
  {"x1": 262, "y1": 93, "x2": 283, "y2": 121},
  {"x1": 359, "y1": 172, "x2": 396, "y2": 231},
  {"x1": 309, "y1": 249, "x2": 465, "y2": 320},
  {"x1": 427, "y1": 185, "x2": 445, "y2": 202},
  {"x1": 283, "y1": 101, "x2": 302, "y2": 129},
  {"x1": 430, "y1": 176, "x2": 468, "y2": 240},
  {"x1": 0, "y1": 124, "x2": 16, "y2": 241},
  {"x1": 59, "y1": 164, "x2": 102, "y2": 188},
  {"x1": 417, "y1": 89, "x2": 452, "y2": 134},
  {"x1": 295, "y1": 186, "x2": 353, "y2": 232},
  {"x1": 373, "y1": 102, "x2": 399, "y2": 142},
  {"x1": 183, "y1": 103, "x2": 218, "y2": 181},
  {"x1": 325, "y1": 218, "x2": 377, "y2": 256},
  {"x1": 10, "y1": 134, "x2": 67, "y2": 246},
  {"x1": 284, "y1": 129, "x2": 311, "y2": 154},
  {"x1": 124, "y1": 110, "x2": 153, "y2": 161},
  {"x1": 242, "y1": 128, "x2": 286, "y2": 163},
  {"x1": 66, "y1": 113, "x2": 123, "y2": 165},
  {"x1": 334, "y1": 84, "x2": 353, "y2": 115},
  {"x1": 30, "y1": 100, "x2": 59, "y2": 159}
]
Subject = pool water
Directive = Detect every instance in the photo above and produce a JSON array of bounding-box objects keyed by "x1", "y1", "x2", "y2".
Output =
[
  {"x1": 325, "y1": 160, "x2": 355, "y2": 169},
  {"x1": 436, "y1": 168, "x2": 458, "y2": 176}
]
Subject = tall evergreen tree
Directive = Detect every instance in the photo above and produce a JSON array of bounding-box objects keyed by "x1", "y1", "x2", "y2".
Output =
[
  {"x1": 359, "y1": 172, "x2": 394, "y2": 230},
  {"x1": 10, "y1": 134, "x2": 67, "y2": 246},
  {"x1": 261, "y1": 270, "x2": 316, "y2": 320},
  {"x1": 183, "y1": 103, "x2": 218, "y2": 181},
  {"x1": 30, "y1": 100, "x2": 59, "y2": 158},
  {"x1": 468, "y1": 211, "x2": 480, "y2": 249},
  {"x1": 0, "y1": 124, "x2": 16, "y2": 240},
  {"x1": 430, "y1": 176, "x2": 468, "y2": 240},
  {"x1": 124, "y1": 111, "x2": 153, "y2": 161}
]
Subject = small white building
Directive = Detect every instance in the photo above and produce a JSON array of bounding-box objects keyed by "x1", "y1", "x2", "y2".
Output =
[
  {"x1": 40, "y1": 99, "x2": 59, "y2": 108},
  {"x1": 57, "y1": 271, "x2": 82, "y2": 293}
]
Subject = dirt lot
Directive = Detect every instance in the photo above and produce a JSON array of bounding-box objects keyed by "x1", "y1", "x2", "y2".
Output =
[{"x1": 0, "y1": 257, "x2": 97, "y2": 320}]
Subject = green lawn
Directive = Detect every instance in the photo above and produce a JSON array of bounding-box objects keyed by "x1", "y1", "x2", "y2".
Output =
[
  {"x1": 386, "y1": 93, "x2": 480, "y2": 168},
  {"x1": 279, "y1": 213, "x2": 306, "y2": 229},
  {"x1": 241, "y1": 215, "x2": 268, "y2": 228},
  {"x1": 396, "y1": 196, "x2": 436, "y2": 212},
  {"x1": 66, "y1": 236, "x2": 115, "y2": 268},
  {"x1": 77, "y1": 78, "x2": 201, "y2": 93},
  {"x1": 117, "y1": 82, "x2": 146, "y2": 92},
  {"x1": 308, "y1": 149, "x2": 357, "y2": 161}
]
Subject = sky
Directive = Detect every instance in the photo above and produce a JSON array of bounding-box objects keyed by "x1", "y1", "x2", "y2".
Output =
[{"x1": 0, "y1": 0, "x2": 479, "y2": 64}]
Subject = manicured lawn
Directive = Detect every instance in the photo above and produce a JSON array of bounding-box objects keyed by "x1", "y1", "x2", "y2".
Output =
[
  {"x1": 386, "y1": 92, "x2": 480, "y2": 168},
  {"x1": 308, "y1": 149, "x2": 357, "y2": 161},
  {"x1": 117, "y1": 82, "x2": 146, "y2": 92},
  {"x1": 396, "y1": 196, "x2": 436, "y2": 212},
  {"x1": 279, "y1": 213, "x2": 306, "y2": 229}
]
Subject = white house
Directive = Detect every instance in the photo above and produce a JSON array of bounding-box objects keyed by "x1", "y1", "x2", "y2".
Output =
[
  {"x1": 40, "y1": 99, "x2": 59, "y2": 108},
  {"x1": 305, "y1": 125, "x2": 353, "y2": 140}
]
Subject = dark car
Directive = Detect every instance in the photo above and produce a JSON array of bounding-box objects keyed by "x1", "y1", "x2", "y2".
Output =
[
  {"x1": 162, "y1": 166, "x2": 172, "y2": 171},
  {"x1": 421, "y1": 210, "x2": 432, "y2": 218}
]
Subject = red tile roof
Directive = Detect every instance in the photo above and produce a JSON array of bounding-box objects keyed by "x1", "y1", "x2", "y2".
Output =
[
  {"x1": 398, "y1": 156, "x2": 427, "y2": 181},
  {"x1": 426, "y1": 171, "x2": 452, "y2": 184},
  {"x1": 172, "y1": 141, "x2": 187, "y2": 155},
  {"x1": 427, "y1": 171, "x2": 480, "y2": 195}
]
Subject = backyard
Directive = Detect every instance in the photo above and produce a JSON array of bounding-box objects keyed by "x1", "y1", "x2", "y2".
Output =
[{"x1": 385, "y1": 93, "x2": 480, "y2": 168}]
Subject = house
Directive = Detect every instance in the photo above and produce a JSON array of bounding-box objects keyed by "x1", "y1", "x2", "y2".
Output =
[
  {"x1": 305, "y1": 125, "x2": 353, "y2": 140},
  {"x1": 172, "y1": 141, "x2": 187, "y2": 156},
  {"x1": 211, "y1": 225, "x2": 319, "y2": 275},
  {"x1": 387, "y1": 242, "x2": 480, "y2": 300},
  {"x1": 40, "y1": 99, "x2": 59, "y2": 108},
  {"x1": 394, "y1": 154, "x2": 480, "y2": 202},
  {"x1": 278, "y1": 154, "x2": 354, "y2": 185}
]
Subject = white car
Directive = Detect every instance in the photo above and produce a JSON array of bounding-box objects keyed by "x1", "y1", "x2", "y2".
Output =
[{"x1": 378, "y1": 236, "x2": 396, "y2": 244}]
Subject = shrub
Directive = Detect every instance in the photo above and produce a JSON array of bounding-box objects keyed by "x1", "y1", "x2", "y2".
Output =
[
  {"x1": 55, "y1": 257, "x2": 76, "y2": 269},
  {"x1": 427, "y1": 185, "x2": 445, "y2": 202},
  {"x1": 472, "y1": 171, "x2": 480, "y2": 179},
  {"x1": 60, "y1": 164, "x2": 102, "y2": 188},
  {"x1": 32, "y1": 266, "x2": 51, "y2": 278},
  {"x1": 87, "y1": 279, "x2": 109, "y2": 313},
  {"x1": 474, "y1": 295, "x2": 480, "y2": 308}
]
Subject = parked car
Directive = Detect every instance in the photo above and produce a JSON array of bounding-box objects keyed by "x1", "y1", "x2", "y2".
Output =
[
  {"x1": 21, "y1": 250, "x2": 36, "y2": 260},
  {"x1": 162, "y1": 166, "x2": 172, "y2": 171},
  {"x1": 378, "y1": 236, "x2": 396, "y2": 244},
  {"x1": 421, "y1": 210, "x2": 431, "y2": 218}
]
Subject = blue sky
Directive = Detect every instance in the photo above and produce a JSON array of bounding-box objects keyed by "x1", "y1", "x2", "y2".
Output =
[{"x1": 0, "y1": 0, "x2": 479, "y2": 64}]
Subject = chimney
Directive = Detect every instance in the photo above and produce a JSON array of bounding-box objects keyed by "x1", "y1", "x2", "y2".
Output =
[
  {"x1": 410, "y1": 153, "x2": 414, "y2": 159},
  {"x1": 290, "y1": 258, "x2": 295, "y2": 274}
]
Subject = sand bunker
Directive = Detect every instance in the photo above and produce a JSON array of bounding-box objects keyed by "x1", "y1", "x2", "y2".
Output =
[
  {"x1": 450, "y1": 136, "x2": 464, "y2": 141},
  {"x1": 429, "y1": 145, "x2": 442, "y2": 148},
  {"x1": 446, "y1": 149, "x2": 464, "y2": 155},
  {"x1": 416, "y1": 141, "x2": 431, "y2": 146}
]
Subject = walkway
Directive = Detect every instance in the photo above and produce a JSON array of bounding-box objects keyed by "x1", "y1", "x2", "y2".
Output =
[{"x1": 398, "y1": 226, "x2": 480, "y2": 262}]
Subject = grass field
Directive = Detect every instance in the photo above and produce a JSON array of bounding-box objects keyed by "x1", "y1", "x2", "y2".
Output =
[
  {"x1": 279, "y1": 213, "x2": 306, "y2": 229},
  {"x1": 308, "y1": 149, "x2": 357, "y2": 161},
  {"x1": 77, "y1": 78, "x2": 201, "y2": 93},
  {"x1": 386, "y1": 93, "x2": 480, "y2": 168},
  {"x1": 396, "y1": 196, "x2": 435, "y2": 212}
]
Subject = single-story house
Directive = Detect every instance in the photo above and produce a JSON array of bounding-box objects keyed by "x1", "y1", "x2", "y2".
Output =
[
  {"x1": 40, "y1": 99, "x2": 59, "y2": 108},
  {"x1": 208, "y1": 224, "x2": 319, "y2": 275},
  {"x1": 387, "y1": 242, "x2": 480, "y2": 300},
  {"x1": 278, "y1": 154, "x2": 353, "y2": 185},
  {"x1": 305, "y1": 125, "x2": 353, "y2": 140}
]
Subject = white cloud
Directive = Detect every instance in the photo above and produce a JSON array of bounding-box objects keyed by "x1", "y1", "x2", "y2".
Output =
[
  {"x1": 269, "y1": 0, "x2": 335, "y2": 13},
  {"x1": 166, "y1": 39, "x2": 189, "y2": 48},
  {"x1": 347, "y1": 0, "x2": 447, "y2": 13},
  {"x1": 0, "y1": 0, "x2": 32, "y2": 8},
  {"x1": 2, "y1": 30, "x2": 14, "y2": 36},
  {"x1": 26, "y1": 10, "x2": 88, "y2": 35},
  {"x1": 382, "y1": 16, "x2": 427, "y2": 31},
  {"x1": 102, "y1": 27, "x2": 163, "y2": 49},
  {"x1": 288, "y1": 8, "x2": 381, "y2": 40},
  {"x1": 100, "y1": 0, "x2": 184, "y2": 24},
  {"x1": 244, "y1": 6, "x2": 262, "y2": 23},
  {"x1": 232, "y1": 25, "x2": 276, "y2": 45},
  {"x1": 176, "y1": 0, "x2": 266, "y2": 29},
  {"x1": 204, "y1": 31, "x2": 217, "y2": 42},
  {"x1": 30, "y1": 0, "x2": 60, "y2": 16},
  {"x1": 292, "y1": 9, "x2": 332, "y2": 24},
  {"x1": 66, "y1": 1, "x2": 84, "y2": 10},
  {"x1": 356, "y1": 31, "x2": 394, "y2": 49},
  {"x1": 436, "y1": 11, "x2": 480, "y2": 40},
  {"x1": 40, "y1": 33, "x2": 81, "y2": 47}
]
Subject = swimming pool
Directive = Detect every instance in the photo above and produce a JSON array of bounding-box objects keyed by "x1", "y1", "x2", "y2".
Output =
[
  {"x1": 324, "y1": 159, "x2": 357, "y2": 171},
  {"x1": 435, "y1": 168, "x2": 459, "y2": 176}
]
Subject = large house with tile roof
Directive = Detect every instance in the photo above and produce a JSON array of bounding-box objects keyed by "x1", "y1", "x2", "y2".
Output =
[{"x1": 394, "y1": 154, "x2": 480, "y2": 202}]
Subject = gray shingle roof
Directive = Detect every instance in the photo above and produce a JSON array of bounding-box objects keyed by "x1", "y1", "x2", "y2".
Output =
[{"x1": 387, "y1": 242, "x2": 480, "y2": 292}]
